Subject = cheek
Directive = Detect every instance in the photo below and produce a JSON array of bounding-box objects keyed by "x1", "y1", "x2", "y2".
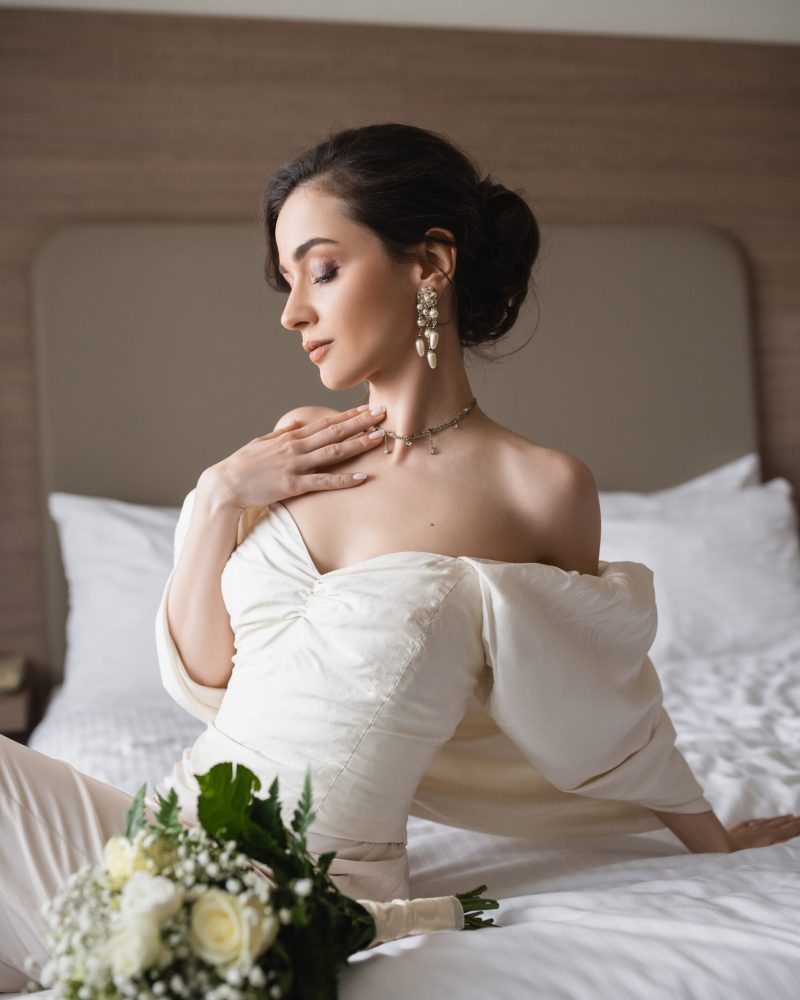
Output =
[{"x1": 327, "y1": 266, "x2": 413, "y2": 349}]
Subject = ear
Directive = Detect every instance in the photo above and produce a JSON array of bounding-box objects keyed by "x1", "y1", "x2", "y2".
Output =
[{"x1": 413, "y1": 227, "x2": 457, "y2": 294}]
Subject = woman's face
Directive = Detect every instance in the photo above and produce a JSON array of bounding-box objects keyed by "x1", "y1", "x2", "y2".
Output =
[{"x1": 275, "y1": 185, "x2": 427, "y2": 389}]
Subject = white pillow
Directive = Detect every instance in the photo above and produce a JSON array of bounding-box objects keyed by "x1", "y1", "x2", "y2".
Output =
[
  {"x1": 599, "y1": 476, "x2": 800, "y2": 662},
  {"x1": 599, "y1": 452, "x2": 760, "y2": 518},
  {"x1": 48, "y1": 491, "x2": 183, "y2": 704}
]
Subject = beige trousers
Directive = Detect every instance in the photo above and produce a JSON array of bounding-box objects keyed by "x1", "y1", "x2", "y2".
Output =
[{"x1": 0, "y1": 733, "x2": 141, "y2": 993}]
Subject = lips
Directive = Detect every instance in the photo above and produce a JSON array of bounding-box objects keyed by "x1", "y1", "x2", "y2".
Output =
[{"x1": 303, "y1": 339, "x2": 332, "y2": 353}]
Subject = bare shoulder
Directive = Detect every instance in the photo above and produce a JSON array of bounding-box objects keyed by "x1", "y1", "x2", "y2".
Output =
[
  {"x1": 494, "y1": 426, "x2": 601, "y2": 576},
  {"x1": 272, "y1": 405, "x2": 343, "y2": 432}
]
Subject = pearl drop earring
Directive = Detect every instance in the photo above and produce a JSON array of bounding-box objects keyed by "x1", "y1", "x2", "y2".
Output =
[{"x1": 415, "y1": 286, "x2": 439, "y2": 369}]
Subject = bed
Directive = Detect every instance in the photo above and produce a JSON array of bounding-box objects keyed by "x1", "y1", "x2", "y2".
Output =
[{"x1": 15, "y1": 221, "x2": 800, "y2": 998}]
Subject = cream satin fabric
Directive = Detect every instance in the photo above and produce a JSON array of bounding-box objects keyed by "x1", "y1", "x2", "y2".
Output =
[{"x1": 153, "y1": 492, "x2": 711, "y2": 901}]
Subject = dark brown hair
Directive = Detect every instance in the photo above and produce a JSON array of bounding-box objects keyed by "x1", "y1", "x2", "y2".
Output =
[{"x1": 262, "y1": 122, "x2": 540, "y2": 358}]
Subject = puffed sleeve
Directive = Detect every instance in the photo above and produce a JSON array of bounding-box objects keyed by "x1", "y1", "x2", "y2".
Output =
[
  {"x1": 154, "y1": 487, "x2": 227, "y2": 723},
  {"x1": 465, "y1": 558, "x2": 712, "y2": 814}
]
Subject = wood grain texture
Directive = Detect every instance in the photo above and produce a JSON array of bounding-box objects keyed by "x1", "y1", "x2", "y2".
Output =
[{"x1": 0, "y1": 10, "x2": 798, "y2": 715}]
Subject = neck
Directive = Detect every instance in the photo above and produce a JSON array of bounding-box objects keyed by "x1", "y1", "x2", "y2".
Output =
[{"x1": 365, "y1": 339, "x2": 482, "y2": 466}]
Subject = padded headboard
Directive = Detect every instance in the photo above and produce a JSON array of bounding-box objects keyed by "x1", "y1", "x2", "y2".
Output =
[{"x1": 31, "y1": 221, "x2": 757, "y2": 684}]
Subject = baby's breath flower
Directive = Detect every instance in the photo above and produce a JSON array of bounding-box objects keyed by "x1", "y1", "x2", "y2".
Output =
[
  {"x1": 278, "y1": 908, "x2": 292, "y2": 925},
  {"x1": 39, "y1": 959, "x2": 57, "y2": 987},
  {"x1": 247, "y1": 965, "x2": 266, "y2": 987},
  {"x1": 293, "y1": 878, "x2": 312, "y2": 897},
  {"x1": 225, "y1": 966, "x2": 244, "y2": 986}
]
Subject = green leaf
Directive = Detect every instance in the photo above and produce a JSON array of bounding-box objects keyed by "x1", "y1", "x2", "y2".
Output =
[
  {"x1": 196, "y1": 762, "x2": 261, "y2": 841},
  {"x1": 124, "y1": 784, "x2": 147, "y2": 840},
  {"x1": 316, "y1": 850, "x2": 337, "y2": 875},
  {"x1": 153, "y1": 787, "x2": 182, "y2": 836},
  {"x1": 195, "y1": 763, "x2": 301, "y2": 883},
  {"x1": 249, "y1": 777, "x2": 288, "y2": 849},
  {"x1": 290, "y1": 768, "x2": 316, "y2": 838}
]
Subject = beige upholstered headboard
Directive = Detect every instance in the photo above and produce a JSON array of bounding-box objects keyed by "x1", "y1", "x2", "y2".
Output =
[{"x1": 30, "y1": 221, "x2": 757, "y2": 689}]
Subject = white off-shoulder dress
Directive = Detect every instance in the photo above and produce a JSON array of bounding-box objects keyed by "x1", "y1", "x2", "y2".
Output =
[{"x1": 153, "y1": 489, "x2": 711, "y2": 903}]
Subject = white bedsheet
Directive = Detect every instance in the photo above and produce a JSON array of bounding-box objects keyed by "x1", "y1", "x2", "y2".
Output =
[{"x1": 17, "y1": 634, "x2": 800, "y2": 999}]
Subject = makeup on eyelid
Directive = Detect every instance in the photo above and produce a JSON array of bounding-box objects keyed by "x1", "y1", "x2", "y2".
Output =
[{"x1": 283, "y1": 262, "x2": 339, "y2": 287}]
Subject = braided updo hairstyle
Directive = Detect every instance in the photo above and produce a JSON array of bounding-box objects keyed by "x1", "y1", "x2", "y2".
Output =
[{"x1": 262, "y1": 122, "x2": 541, "y2": 358}]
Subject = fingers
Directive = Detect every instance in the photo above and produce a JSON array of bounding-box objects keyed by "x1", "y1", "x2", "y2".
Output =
[
  {"x1": 304, "y1": 471, "x2": 372, "y2": 492},
  {"x1": 292, "y1": 404, "x2": 384, "y2": 439},
  {"x1": 733, "y1": 815, "x2": 800, "y2": 844},
  {"x1": 292, "y1": 408, "x2": 388, "y2": 470},
  {"x1": 742, "y1": 815, "x2": 797, "y2": 826}
]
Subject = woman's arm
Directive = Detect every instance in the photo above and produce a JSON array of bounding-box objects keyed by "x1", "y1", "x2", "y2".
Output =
[
  {"x1": 165, "y1": 469, "x2": 241, "y2": 689},
  {"x1": 648, "y1": 807, "x2": 733, "y2": 853},
  {"x1": 649, "y1": 806, "x2": 800, "y2": 853}
]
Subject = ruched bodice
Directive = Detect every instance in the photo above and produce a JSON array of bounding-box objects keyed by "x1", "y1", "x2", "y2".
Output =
[
  {"x1": 153, "y1": 490, "x2": 711, "y2": 901},
  {"x1": 216, "y1": 501, "x2": 486, "y2": 843}
]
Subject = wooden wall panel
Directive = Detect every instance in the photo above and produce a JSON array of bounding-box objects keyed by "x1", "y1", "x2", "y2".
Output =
[{"x1": 0, "y1": 10, "x2": 798, "y2": 717}]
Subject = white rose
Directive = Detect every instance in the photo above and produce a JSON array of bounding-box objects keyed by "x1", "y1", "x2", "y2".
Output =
[
  {"x1": 120, "y1": 871, "x2": 183, "y2": 923},
  {"x1": 105, "y1": 914, "x2": 163, "y2": 978},
  {"x1": 190, "y1": 888, "x2": 278, "y2": 970},
  {"x1": 104, "y1": 836, "x2": 136, "y2": 886},
  {"x1": 104, "y1": 831, "x2": 159, "y2": 886}
]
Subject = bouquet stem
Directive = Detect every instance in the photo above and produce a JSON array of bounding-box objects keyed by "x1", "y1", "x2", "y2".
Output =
[
  {"x1": 455, "y1": 884, "x2": 500, "y2": 929},
  {"x1": 358, "y1": 885, "x2": 498, "y2": 947}
]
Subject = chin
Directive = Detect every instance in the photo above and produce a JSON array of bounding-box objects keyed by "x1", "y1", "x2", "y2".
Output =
[{"x1": 319, "y1": 367, "x2": 367, "y2": 393}]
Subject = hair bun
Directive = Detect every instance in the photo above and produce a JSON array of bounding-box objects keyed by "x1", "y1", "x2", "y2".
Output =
[
  {"x1": 476, "y1": 178, "x2": 502, "y2": 221},
  {"x1": 463, "y1": 176, "x2": 540, "y2": 349}
]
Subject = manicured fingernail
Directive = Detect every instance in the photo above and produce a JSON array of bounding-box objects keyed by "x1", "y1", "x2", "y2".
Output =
[
  {"x1": 368, "y1": 429, "x2": 384, "y2": 439},
  {"x1": 357, "y1": 404, "x2": 370, "y2": 411},
  {"x1": 352, "y1": 472, "x2": 368, "y2": 480},
  {"x1": 370, "y1": 403, "x2": 386, "y2": 415}
]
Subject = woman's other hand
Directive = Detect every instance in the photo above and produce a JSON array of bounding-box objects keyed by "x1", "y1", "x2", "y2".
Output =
[
  {"x1": 727, "y1": 814, "x2": 800, "y2": 851},
  {"x1": 203, "y1": 404, "x2": 387, "y2": 511}
]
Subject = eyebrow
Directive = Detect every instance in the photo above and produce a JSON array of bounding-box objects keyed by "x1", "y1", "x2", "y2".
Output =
[{"x1": 277, "y1": 238, "x2": 340, "y2": 276}]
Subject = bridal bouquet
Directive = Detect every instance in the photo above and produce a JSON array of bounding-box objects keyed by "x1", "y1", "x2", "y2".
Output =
[{"x1": 27, "y1": 762, "x2": 498, "y2": 1000}]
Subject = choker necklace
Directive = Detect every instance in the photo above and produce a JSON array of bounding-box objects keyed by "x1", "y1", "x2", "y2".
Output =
[{"x1": 380, "y1": 397, "x2": 479, "y2": 455}]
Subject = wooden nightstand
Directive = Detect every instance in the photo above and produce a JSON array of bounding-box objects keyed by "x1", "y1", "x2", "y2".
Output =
[{"x1": 0, "y1": 654, "x2": 32, "y2": 742}]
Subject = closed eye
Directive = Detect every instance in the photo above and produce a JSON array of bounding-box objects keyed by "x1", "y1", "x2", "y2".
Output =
[{"x1": 312, "y1": 266, "x2": 339, "y2": 285}]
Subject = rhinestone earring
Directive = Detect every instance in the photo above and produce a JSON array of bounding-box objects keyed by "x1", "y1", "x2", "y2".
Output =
[{"x1": 415, "y1": 286, "x2": 439, "y2": 369}]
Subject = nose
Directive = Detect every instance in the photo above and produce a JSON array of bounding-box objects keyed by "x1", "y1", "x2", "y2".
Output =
[{"x1": 280, "y1": 283, "x2": 316, "y2": 332}]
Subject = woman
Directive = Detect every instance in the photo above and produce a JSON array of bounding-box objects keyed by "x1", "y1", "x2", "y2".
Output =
[{"x1": 2, "y1": 121, "x2": 798, "y2": 991}]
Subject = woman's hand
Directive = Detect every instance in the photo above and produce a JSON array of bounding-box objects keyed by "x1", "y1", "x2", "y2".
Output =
[
  {"x1": 649, "y1": 806, "x2": 800, "y2": 854},
  {"x1": 727, "y1": 814, "x2": 800, "y2": 852},
  {"x1": 204, "y1": 404, "x2": 387, "y2": 511}
]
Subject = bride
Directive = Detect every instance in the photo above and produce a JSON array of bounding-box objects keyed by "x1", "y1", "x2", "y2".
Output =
[{"x1": 2, "y1": 121, "x2": 798, "y2": 991}]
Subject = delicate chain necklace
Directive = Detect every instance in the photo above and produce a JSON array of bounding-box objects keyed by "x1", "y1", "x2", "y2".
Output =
[{"x1": 381, "y1": 397, "x2": 479, "y2": 455}]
